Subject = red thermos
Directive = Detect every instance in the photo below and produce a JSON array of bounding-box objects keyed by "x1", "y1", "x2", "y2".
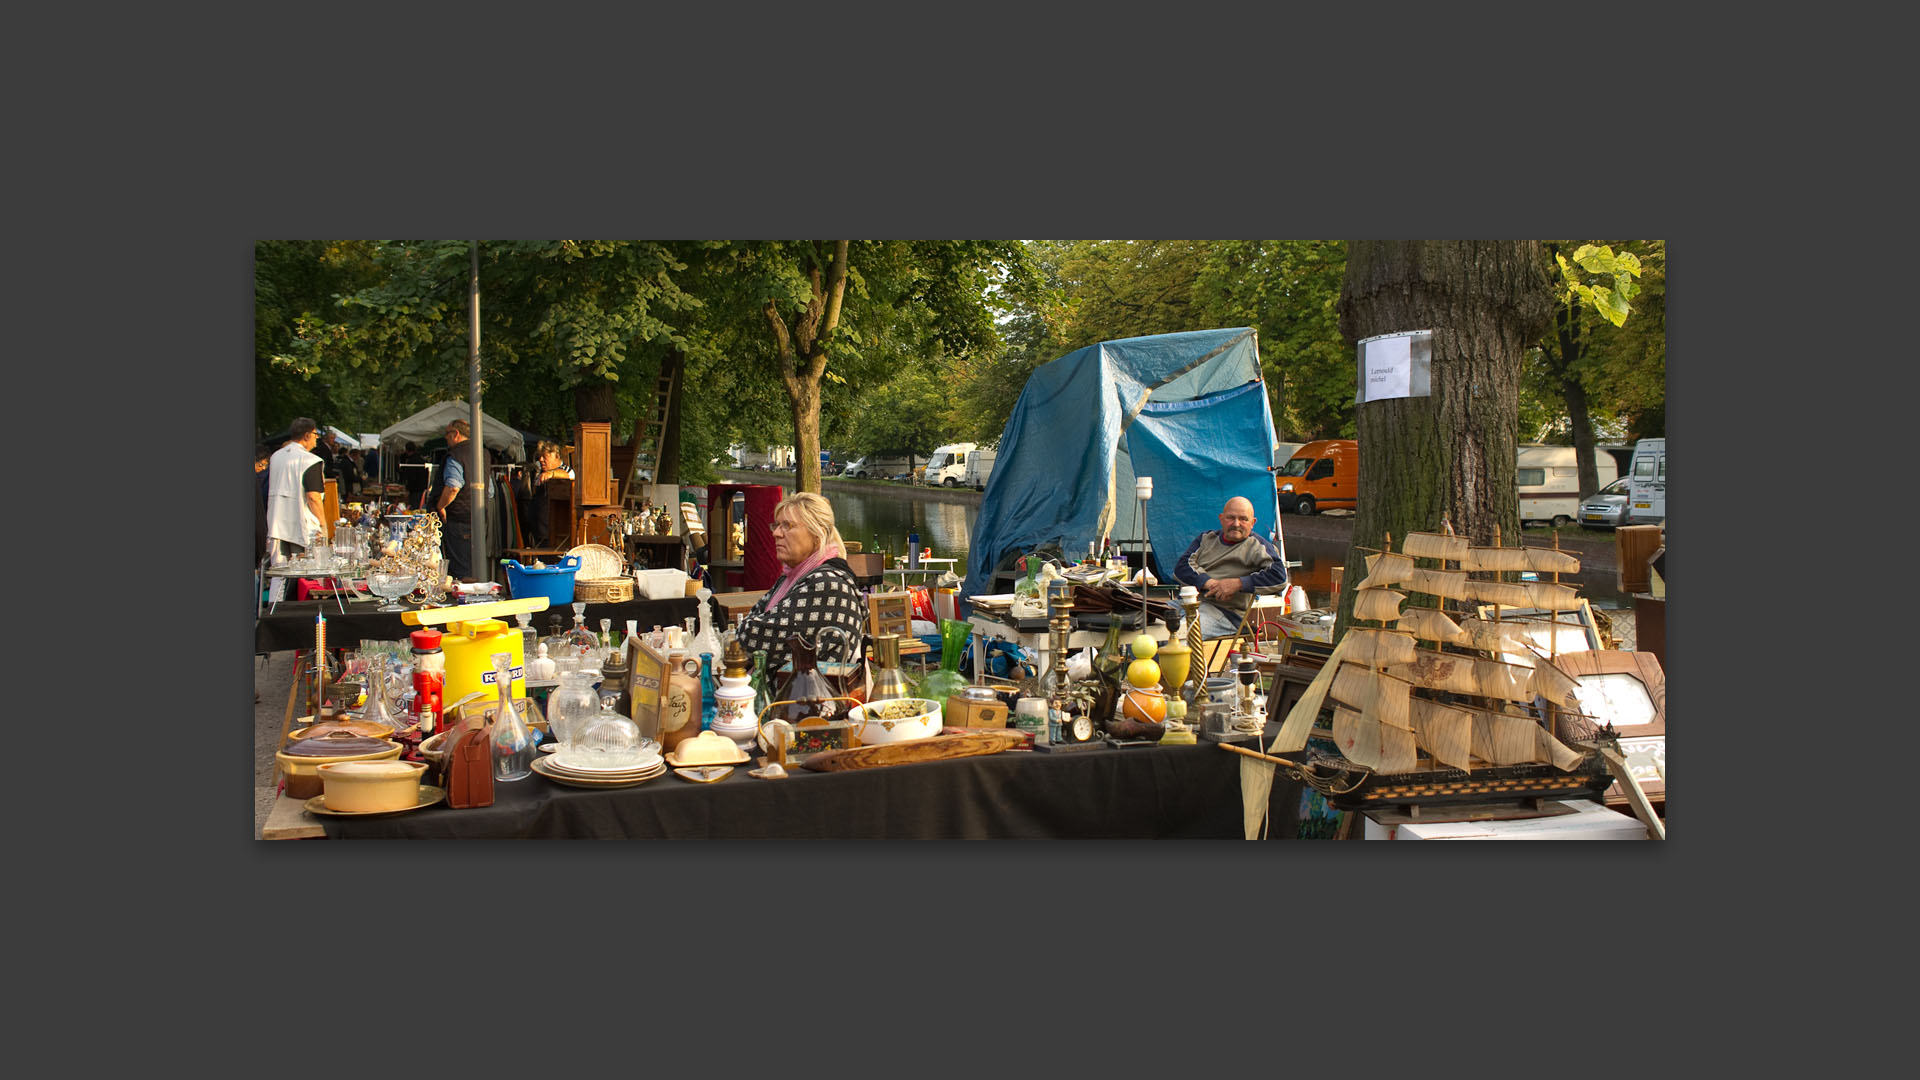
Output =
[{"x1": 410, "y1": 628, "x2": 446, "y2": 733}]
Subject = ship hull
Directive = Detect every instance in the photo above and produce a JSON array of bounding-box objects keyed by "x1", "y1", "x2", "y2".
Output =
[{"x1": 1304, "y1": 755, "x2": 1615, "y2": 812}]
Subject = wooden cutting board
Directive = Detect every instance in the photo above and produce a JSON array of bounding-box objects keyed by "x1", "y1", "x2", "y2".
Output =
[{"x1": 800, "y1": 730, "x2": 1026, "y2": 772}]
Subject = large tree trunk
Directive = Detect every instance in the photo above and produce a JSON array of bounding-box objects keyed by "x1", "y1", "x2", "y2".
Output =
[
  {"x1": 764, "y1": 241, "x2": 847, "y2": 495},
  {"x1": 574, "y1": 380, "x2": 616, "y2": 424},
  {"x1": 1332, "y1": 241, "x2": 1554, "y2": 638},
  {"x1": 657, "y1": 348, "x2": 686, "y2": 486},
  {"x1": 1544, "y1": 270, "x2": 1604, "y2": 498}
]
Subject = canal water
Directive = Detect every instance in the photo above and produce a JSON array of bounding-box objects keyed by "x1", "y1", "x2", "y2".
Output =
[{"x1": 794, "y1": 485, "x2": 1625, "y2": 611}]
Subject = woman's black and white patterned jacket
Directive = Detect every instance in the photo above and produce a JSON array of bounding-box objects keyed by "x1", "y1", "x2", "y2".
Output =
[{"x1": 733, "y1": 557, "x2": 868, "y2": 682}]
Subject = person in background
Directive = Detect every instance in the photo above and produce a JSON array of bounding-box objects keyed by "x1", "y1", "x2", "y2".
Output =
[
  {"x1": 1172, "y1": 495, "x2": 1289, "y2": 639},
  {"x1": 266, "y1": 418, "x2": 328, "y2": 561},
  {"x1": 362, "y1": 443, "x2": 380, "y2": 488},
  {"x1": 528, "y1": 439, "x2": 573, "y2": 547},
  {"x1": 255, "y1": 443, "x2": 274, "y2": 566},
  {"x1": 432, "y1": 419, "x2": 477, "y2": 582},
  {"x1": 400, "y1": 441, "x2": 430, "y2": 508},
  {"x1": 344, "y1": 448, "x2": 366, "y2": 499},
  {"x1": 732, "y1": 492, "x2": 867, "y2": 682}
]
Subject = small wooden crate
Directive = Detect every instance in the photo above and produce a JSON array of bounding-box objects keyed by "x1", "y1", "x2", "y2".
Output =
[{"x1": 867, "y1": 590, "x2": 913, "y2": 641}]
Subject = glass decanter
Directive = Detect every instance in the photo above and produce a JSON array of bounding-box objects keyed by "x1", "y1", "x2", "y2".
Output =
[
  {"x1": 357, "y1": 652, "x2": 404, "y2": 732},
  {"x1": 772, "y1": 634, "x2": 840, "y2": 725},
  {"x1": 488, "y1": 652, "x2": 534, "y2": 782},
  {"x1": 567, "y1": 605, "x2": 599, "y2": 667}
]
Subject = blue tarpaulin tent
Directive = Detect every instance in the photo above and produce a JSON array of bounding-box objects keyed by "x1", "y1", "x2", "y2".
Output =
[{"x1": 962, "y1": 328, "x2": 1285, "y2": 601}]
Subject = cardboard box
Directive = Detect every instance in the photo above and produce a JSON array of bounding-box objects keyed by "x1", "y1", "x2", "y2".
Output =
[{"x1": 1364, "y1": 799, "x2": 1647, "y2": 841}]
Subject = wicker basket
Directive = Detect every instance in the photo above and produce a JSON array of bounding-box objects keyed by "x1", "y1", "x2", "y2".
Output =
[
  {"x1": 574, "y1": 576, "x2": 634, "y2": 602},
  {"x1": 568, "y1": 543, "x2": 632, "y2": 603}
]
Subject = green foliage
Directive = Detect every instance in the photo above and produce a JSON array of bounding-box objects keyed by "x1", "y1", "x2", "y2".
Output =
[
  {"x1": 1556, "y1": 243, "x2": 1643, "y2": 328},
  {"x1": 1526, "y1": 241, "x2": 1665, "y2": 442}
]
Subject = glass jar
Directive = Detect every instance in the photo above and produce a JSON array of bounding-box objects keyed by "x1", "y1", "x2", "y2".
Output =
[{"x1": 547, "y1": 669, "x2": 603, "y2": 750}]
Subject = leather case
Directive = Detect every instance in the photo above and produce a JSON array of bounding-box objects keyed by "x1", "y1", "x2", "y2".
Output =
[{"x1": 445, "y1": 725, "x2": 495, "y2": 809}]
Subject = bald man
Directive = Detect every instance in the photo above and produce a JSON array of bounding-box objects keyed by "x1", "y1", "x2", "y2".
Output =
[{"x1": 1172, "y1": 496, "x2": 1289, "y2": 638}]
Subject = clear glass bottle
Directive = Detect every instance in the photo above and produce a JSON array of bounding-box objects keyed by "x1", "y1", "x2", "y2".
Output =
[
  {"x1": 598, "y1": 617, "x2": 614, "y2": 654},
  {"x1": 489, "y1": 652, "x2": 534, "y2": 782},
  {"x1": 514, "y1": 612, "x2": 538, "y2": 665}
]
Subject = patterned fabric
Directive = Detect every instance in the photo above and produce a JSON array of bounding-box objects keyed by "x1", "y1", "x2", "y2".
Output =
[{"x1": 734, "y1": 557, "x2": 867, "y2": 680}]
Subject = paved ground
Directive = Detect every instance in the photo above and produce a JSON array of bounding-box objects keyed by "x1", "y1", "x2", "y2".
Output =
[{"x1": 253, "y1": 651, "x2": 300, "y2": 839}]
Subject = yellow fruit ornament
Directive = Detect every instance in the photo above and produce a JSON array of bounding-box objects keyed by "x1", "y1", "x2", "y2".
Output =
[
  {"x1": 1126, "y1": 657, "x2": 1161, "y2": 688},
  {"x1": 1130, "y1": 634, "x2": 1157, "y2": 660}
]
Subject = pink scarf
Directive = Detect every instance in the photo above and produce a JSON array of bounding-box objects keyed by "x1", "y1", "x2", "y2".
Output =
[{"x1": 765, "y1": 544, "x2": 842, "y2": 609}]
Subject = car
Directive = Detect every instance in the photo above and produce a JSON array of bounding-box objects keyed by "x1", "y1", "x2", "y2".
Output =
[{"x1": 1579, "y1": 476, "x2": 1632, "y2": 529}]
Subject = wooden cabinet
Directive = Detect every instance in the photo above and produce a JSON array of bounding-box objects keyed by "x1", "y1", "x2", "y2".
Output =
[{"x1": 575, "y1": 422, "x2": 612, "y2": 506}]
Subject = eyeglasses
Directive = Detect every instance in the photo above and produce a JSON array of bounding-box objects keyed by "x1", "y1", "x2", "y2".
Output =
[{"x1": 770, "y1": 520, "x2": 799, "y2": 534}]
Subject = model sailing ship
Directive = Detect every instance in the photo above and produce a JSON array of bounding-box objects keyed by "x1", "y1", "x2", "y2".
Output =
[{"x1": 1250, "y1": 524, "x2": 1619, "y2": 813}]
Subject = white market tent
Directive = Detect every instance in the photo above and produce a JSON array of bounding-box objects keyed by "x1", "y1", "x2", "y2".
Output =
[{"x1": 378, "y1": 401, "x2": 526, "y2": 462}]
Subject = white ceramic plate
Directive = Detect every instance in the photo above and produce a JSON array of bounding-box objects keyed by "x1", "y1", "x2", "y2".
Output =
[
  {"x1": 552, "y1": 749, "x2": 663, "y2": 774},
  {"x1": 530, "y1": 756, "x2": 662, "y2": 789}
]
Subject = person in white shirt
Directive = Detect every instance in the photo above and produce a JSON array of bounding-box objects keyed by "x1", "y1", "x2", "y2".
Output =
[{"x1": 266, "y1": 418, "x2": 327, "y2": 562}]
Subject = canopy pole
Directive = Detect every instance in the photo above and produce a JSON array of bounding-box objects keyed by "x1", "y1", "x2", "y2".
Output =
[{"x1": 469, "y1": 241, "x2": 488, "y2": 582}]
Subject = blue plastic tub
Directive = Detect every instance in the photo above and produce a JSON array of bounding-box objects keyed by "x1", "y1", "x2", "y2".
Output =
[{"x1": 502, "y1": 555, "x2": 580, "y2": 606}]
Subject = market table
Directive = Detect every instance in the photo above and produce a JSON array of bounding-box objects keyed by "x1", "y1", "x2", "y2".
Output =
[
  {"x1": 284, "y1": 728, "x2": 1303, "y2": 839},
  {"x1": 254, "y1": 595, "x2": 707, "y2": 653}
]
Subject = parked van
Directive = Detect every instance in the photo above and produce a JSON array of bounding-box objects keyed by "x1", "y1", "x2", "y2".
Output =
[
  {"x1": 962, "y1": 447, "x2": 998, "y2": 490},
  {"x1": 844, "y1": 454, "x2": 913, "y2": 479},
  {"x1": 1275, "y1": 439, "x2": 1358, "y2": 515},
  {"x1": 1626, "y1": 437, "x2": 1666, "y2": 524},
  {"x1": 1517, "y1": 444, "x2": 1620, "y2": 526},
  {"x1": 919, "y1": 442, "x2": 977, "y2": 486}
]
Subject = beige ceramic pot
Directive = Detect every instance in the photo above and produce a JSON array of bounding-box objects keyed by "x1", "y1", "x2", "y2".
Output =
[
  {"x1": 277, "y1": 734, "x2": 402, "y2": 800},
  {"x1": 316, "y1": 760, "x2": 428, "y2": 812}
]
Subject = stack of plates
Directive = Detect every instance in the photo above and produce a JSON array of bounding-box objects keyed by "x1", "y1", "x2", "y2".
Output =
[{"x1": 531, "y1": 747, "x2": 665, "y2": 789}]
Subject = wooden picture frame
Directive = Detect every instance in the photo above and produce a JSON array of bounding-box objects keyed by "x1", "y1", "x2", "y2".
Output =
[
  {"x1": 1556, "y1": 650, "x2": 1665, "y2": 807},
  {"x1": 867, "y1": 590, "x2": 914, "y2": 642}
]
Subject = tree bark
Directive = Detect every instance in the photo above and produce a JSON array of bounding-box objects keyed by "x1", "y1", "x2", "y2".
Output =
[
  {"x1": 766, "y1": 241, "x2": 848, "y2": 494},
  {"x1": 574, "y1": 380, "x2": 616, "y2": 424},
  {"x1": 657, "y1": 348, "x2": 686, "y2": 486},
  {"x1": 1332, "y1": 241, "x2": 1554, "y2": 638}
]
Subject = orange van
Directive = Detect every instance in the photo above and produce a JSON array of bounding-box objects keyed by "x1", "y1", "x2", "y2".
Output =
[{"x1": 1274, "y1": 439, "x2": 1358, "y2": 515}]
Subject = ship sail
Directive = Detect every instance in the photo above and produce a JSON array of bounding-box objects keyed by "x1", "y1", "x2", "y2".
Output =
[
  {"x1": 1403, "y1": 566, "x2": 1471, "y2": 600},
  {"x1": 1343, "y1": 628, "x2": 1418, "y2": 667},
  {"x1": 1460, "y1": 546, "x2": 1530, "y2": 573},
  {"x1": 1331, "y1": 704, "x2": 1420, "y2": 774},
  {"x1": 1386, "y1": 649, "x2": 1537, "y2": 704},
  {"x1": 1397, "y1": 606, "x2": 1466, "y2": 644},
  {"x1": 1518, "y1": 648, "x2": 1581, "y2": 705},
  {"x1": 1524, "y1": 581, "x2": 1584, "y2": 611},
  {"x1": 1455, "y1": 616, "x2": 1527, "y2": 653},
  {"x1": 1407, "y1": 697, "x2": 1475, "y2": 772},
  {"x1": 1401, "y1": 532, "x2": 1469, "y2": 562},
  {"x1": 1468, "y1": 706, "x2": 1590, "y2": 769},
  {"x1": 1458, "y1": 547, "x2": 1581, "y2": 575},
  {"x1": 1353, "y1": 588, "x2": 1407, "y2": 622},
  {"x1": 1357, "y1": 551, "x2": 1414, "y2": 590},
  {"x1": 1462, "y1": 580, "x2": 1534, "y2": 608}
]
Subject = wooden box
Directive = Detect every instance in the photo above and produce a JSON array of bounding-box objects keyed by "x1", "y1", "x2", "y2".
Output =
[
  {"x1": 575, "y1": 421, "x2": 613, "y2": 506},
  {"x1": 1616, "y1": 525, "x2": 1662, "y2": 594},
  {"x1": 867, "y1": 591, "x2": 914, "y2": 642}
]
